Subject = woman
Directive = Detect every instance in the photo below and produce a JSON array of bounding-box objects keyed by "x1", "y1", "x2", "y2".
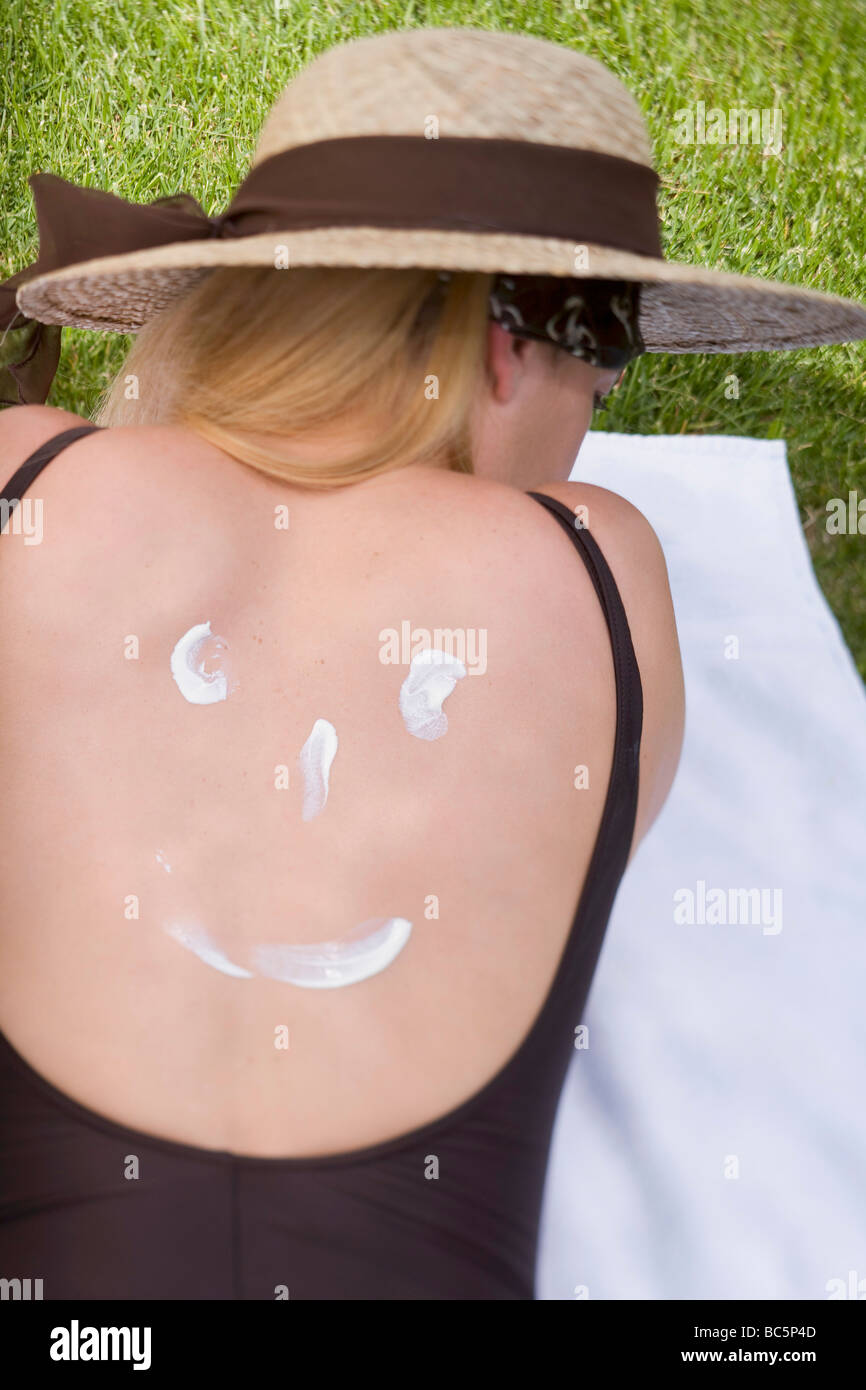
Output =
[{"x1": 0, "y1": 27, "x2": 863, "y2": 1300}]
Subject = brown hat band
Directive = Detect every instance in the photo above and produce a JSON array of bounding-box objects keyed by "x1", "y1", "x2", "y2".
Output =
[{"x1": 222, "y1": 136, "x2": 662, "y2": 253}]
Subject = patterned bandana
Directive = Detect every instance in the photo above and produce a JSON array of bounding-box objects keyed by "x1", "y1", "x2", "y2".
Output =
[{"x1": 487, "y1": 274, "x2": 644, "y2": 370}]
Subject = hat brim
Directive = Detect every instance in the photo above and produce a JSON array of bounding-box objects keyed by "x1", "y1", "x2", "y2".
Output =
[{"x1": 15, "y1": 227, "x2": 866, "y2": 353}]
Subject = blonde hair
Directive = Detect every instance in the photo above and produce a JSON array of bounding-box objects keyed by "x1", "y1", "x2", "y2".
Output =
[{"x1": 97, "y1": 266, "x2": 494, "y2": 487}]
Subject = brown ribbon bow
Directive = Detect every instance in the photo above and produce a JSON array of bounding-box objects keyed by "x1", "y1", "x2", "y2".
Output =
[
  {"x1": 0, "y1": 178, "x2": 222, "y2": 406},
  {"x1": 0, "y1": 136, "x2": 662, "y2": 406}
]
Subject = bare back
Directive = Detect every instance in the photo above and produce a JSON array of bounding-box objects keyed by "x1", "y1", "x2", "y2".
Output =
[{"x1": 0, "y1": 415, "x2": 683, "y2": 1158}]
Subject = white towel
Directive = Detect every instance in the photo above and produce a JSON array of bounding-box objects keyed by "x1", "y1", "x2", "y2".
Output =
[{"x1": 536, "y1": 432, "x2": 866, "y2": 1301}]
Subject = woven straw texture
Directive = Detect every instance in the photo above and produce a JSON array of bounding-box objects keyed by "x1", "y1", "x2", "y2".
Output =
[{"x1": 253, "y1": 28, "x2": 653, "y2": 165}]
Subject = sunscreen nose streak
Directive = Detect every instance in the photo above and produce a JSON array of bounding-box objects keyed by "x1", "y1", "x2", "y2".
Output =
[{"x1": 299, "y1": 718, "x2": 338, "y2": 820}]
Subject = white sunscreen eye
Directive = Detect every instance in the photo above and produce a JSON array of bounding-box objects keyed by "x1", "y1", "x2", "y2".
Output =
[
  {"x1": 164, "y1": 921, "x2": 253, "y2": 979},
  {"x1": 170, "y1": 621, "x2": 235, "y2": 705},
  {"x1": 399, "y1": 648, "x2": 466, "y2": 740},
  {"x1": 251, "y1": 917, "x2": 412, "y2": 989},
  {"x1": 299, "y1": 718, "x2": 338, "y2": 821}
]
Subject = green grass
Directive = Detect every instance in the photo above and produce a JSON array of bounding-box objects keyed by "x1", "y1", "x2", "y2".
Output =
[{"x1": 2, "y1": 0, "x2": 865, "y2": 672}]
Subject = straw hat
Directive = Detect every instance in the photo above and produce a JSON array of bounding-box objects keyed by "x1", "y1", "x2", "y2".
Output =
[{"x1": 11, "y1": 26, "x2": 866, "y2": 353}]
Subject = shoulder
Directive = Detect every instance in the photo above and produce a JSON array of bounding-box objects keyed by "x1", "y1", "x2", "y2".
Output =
[
  {"x1": 0, "y1": 404, "x2": 93, "y2": 469},
  {"x1": 527, "y1": 478, "x2": 674, "y2": 614},
  {"x1": 0, "y1": 406, "x2": 130, "y2": 537},
  {"x1": 0, "y1": 415, "x2": 194, "y2": 520},
  {"x1": 526, "y1": 479, "x2": 678, "y2": 641},
  {"x1": 0, "y1": 417, "x2": 190, "y2": 581},
  {"x1": 528, "y1": 478, "x2": 668, "y2": 569},
  {"x1": 530, "y1": 478, "x2": 686, "y2": 851}
]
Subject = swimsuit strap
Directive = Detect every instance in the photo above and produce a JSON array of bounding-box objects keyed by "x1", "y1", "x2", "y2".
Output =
[
  {"x1": 1, "y1": 424, "x2": 104, "y2": 515},
  {"x1": 521, "y1": 489, "x2": 644, "y2": 1035}
]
